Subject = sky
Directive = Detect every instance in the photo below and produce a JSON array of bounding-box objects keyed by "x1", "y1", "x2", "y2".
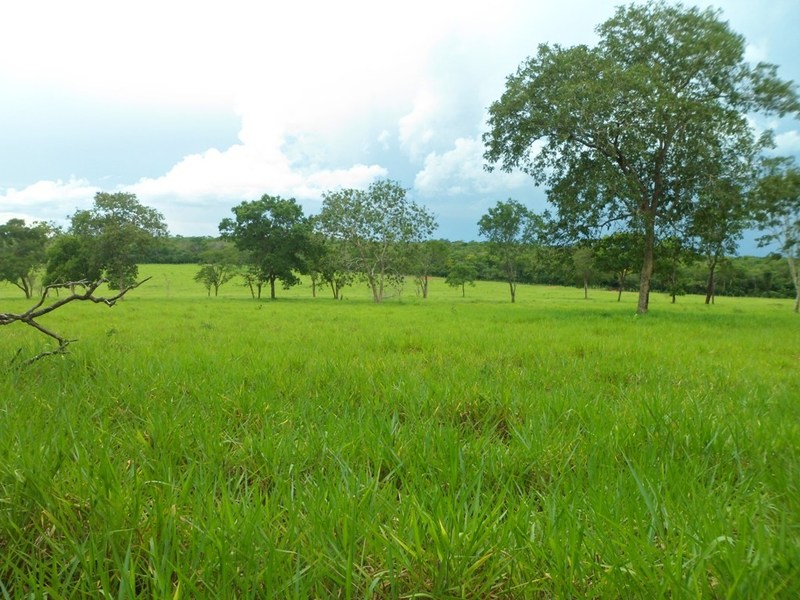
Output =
[{"x1": 1, "y1": 0, "x2": 798, "y2": 254}]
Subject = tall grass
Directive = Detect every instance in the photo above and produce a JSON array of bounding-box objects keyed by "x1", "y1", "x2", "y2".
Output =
[{"x1": 1, "y1": 267, "x2": 798, "y2": 597}]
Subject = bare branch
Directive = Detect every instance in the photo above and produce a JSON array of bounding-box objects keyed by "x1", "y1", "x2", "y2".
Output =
[{"x1": 2, "y1": 277, "x2": 150, "y2": 367}]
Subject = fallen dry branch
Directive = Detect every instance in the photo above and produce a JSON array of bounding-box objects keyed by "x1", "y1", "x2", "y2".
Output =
[{"x1": 1, "y1": 277, "x2": 150, "y2": 366}]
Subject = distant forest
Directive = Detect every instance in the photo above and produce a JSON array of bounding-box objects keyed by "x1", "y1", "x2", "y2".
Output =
[{"x1": 146, "y1": 235, "x2": 795, "y2": 300}]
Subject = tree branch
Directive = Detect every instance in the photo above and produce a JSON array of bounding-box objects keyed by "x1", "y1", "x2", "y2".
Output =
[{"x1": 2, "y1": 277, "x2": 150, "y2": 367}]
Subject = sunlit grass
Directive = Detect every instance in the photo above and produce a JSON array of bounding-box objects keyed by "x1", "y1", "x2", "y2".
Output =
[{"x1": 1, "y1": 267, "x2": 798, "y2": 597}]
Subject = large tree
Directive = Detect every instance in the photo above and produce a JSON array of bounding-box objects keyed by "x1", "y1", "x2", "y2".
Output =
[
  {"x1": 59, "y1": 192, "x2": 168, "y2": 289},
  {"x1": 318, "y1": 180, "x2": 437, "y2": 303},
  {"x1": 477, "y1": 199, "x2": 541, "y2": 303},
  {"x1": 0, "y1": 219, "x2": 52, "y2": 298},
  {"x1": 219, "y1": 195, "x2": 311, "y2": 300},
  {"x1": 484, "y1": 1, "x2": 798, "y2": 313}
]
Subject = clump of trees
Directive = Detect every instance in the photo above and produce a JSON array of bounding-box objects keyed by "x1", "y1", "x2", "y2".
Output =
[
  {"x1": 7, "y1": 0, "x2": 800, "y2": 317},
  {"x1": 211, "y1": 180, "x2": 438, "y2": 303},
  {"x1": 45, "y1": 192, "x2": 167, "y2": 289},
  {"x1": 219, "y1": 195, "x2": 312, "y2": 300}
]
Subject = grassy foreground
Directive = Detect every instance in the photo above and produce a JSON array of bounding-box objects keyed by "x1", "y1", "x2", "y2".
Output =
[{"x1": 1, "y1": 266, "x2": 798, "y2": 598}]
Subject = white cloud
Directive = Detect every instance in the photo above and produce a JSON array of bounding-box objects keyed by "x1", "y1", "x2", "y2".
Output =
[
  {"x1": 0, "y1": 178, "x2": 98, "y2": 226},
  {"x1": 128, "y1": 142, "x2": 387, "y2": 205},
  {"x1": 744, "y1": 41, "x2": 769, "y2": 64},
  {"x1": 398, "y1": 90, "x2": 442, "y2": 161},
  {"x1": 774, "y1": 130, "x2": 800, "y2": 154},
  {"x1": 414, "y1": 136, "x2": 529, "y2": 197}
]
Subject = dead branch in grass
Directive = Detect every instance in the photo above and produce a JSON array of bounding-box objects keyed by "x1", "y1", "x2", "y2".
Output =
[{"x1": 1, "y1": 277, "x2": 150, "y2": 366}]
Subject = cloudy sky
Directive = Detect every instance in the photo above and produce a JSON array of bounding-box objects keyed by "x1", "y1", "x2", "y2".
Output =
[{"x1": 1, "y1": 0, "x2": 798, "y2": 252}]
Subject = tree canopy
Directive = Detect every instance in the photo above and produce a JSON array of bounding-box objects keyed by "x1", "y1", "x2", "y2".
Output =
[{"x1": 484, "y1": 0, "x2": 799, "y2": 313}]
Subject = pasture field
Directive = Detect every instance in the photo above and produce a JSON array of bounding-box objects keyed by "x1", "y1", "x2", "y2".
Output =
[{"x1": 1, "y1": 265, "x2": 799, "y2": 598}]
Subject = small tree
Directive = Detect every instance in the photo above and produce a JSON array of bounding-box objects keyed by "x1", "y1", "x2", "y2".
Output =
[
  {"x1": 241, "y1": 263, "x2": 268, "y2": 300},
  {"x1": 593, "y1": 232, "x2": 642, "y2": 301},
  {"x1": 687, "y1": 168, "x2": 753, "y2": 304},
  {"x1": 194, "y1": 244, "x2": 241, "y2": 297},
  {"x1": 478, "y1": 199, "x2": 541, "y2": 303},
  {"x1": 572, "y1": 246, "x2": 595, "y2": 299},
  {"x1": 655, "y1": 236, "x2": 698, "y2": 304},
  {"x1": 0, "y1": 219, "x2": 53, "y2": 298},
  {"x1": 754, "y1": 157, "x2": 800, "y2": 312},
  {"x1": 318, "y1": 180, "x2": 437, "y2": 303},
  {"x1": 317, "y1": 238, "x2": 355, "y2": 300},
  {"x1": 411, "y1": 239, "x2": 449, "y2": 299},
  {"x1": 445, "y1": 260, "x2": 477, "y2": 297}
]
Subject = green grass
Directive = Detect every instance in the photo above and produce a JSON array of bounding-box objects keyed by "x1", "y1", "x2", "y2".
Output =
[{"x1": 1, "y1": 267, "x2": 799, "y2": 598}]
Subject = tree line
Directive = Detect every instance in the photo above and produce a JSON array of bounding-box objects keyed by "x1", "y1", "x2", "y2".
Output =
[
  {"x1": 2, "y1": 2, "x2": 799, "y2": 311},
  {"x1": 2, "y1": 187, "x2": 797, "y2": 306}
]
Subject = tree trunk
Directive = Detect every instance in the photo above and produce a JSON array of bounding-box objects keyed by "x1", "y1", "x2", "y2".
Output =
[
  {"x1": 421, "y1": 275, "x2": 428, "y2": 299},
  {"x1": 617, "y1": 270, "x2": 625, "y2": 302},
  {"x1": 509, "y1": 281, "x2": 516, "y2": 303},
  {"x1": 637, "y1": 221, "x2": 655, "y2": 314},
  {"x1": 583, "y1": 277, "x2": 588, "y2": 299},
  {"x1": 270, "y1": 277, "x2": 276, "y2": 300},
  {"x1": 705, "y1": 256, "x2": 718, "y2": 305},
  {"x1": 368, "y1": 273, "x2": 382, "y2": 303},
  {"x1": 461, "y1": 283, "x2": 465, "y2": 298}
]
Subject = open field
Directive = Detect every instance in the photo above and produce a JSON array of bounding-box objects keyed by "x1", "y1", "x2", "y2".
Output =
[{"x1": 1, "y1": 266, "x2": 799, "y2": 598}]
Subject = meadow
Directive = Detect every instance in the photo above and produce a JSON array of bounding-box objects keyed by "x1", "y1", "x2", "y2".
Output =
[{"x1": 1, "y1": 265, "x2": 798, "y2": 598}]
